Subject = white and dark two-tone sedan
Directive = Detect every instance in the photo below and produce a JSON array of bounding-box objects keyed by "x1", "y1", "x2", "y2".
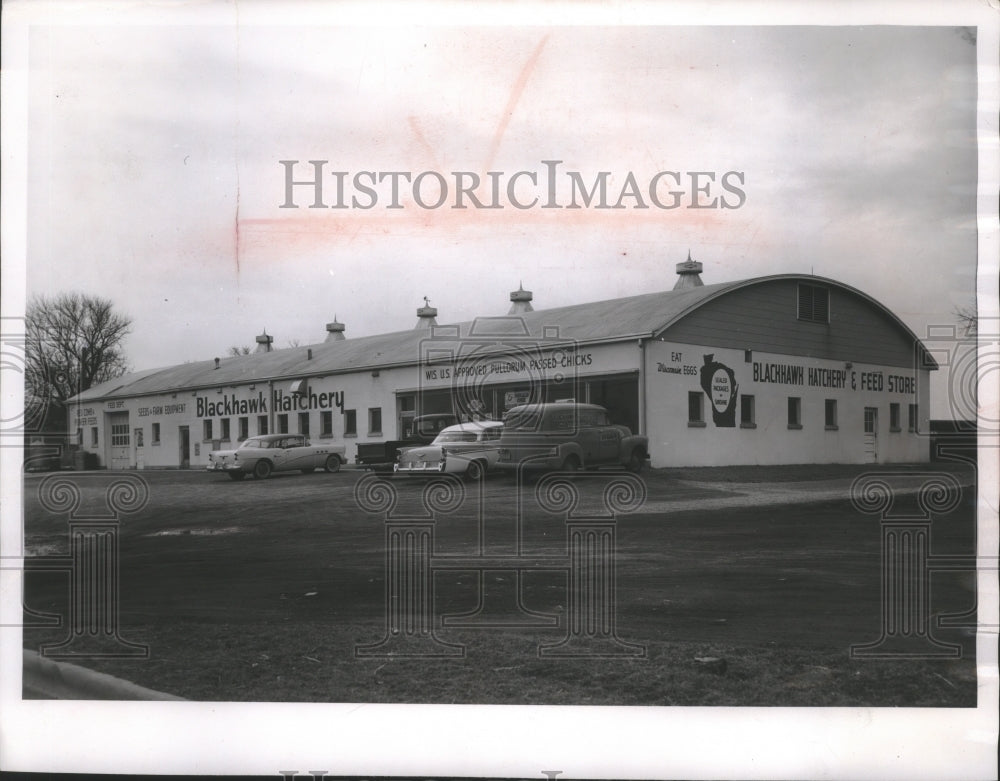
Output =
[
  {"x1": 207, "y1": 434, "x2": 346, "y2": 481},
  {"x1": 394, "y1": 420, "x2": 503, "y2": 480}
]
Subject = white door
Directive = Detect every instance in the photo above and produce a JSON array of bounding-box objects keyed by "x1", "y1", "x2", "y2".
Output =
[
  {"x1": 134, "y1": 427, "x2": 145, "y2": 470},
  {"x1": 108, "y1": 412, "x2": 131, "y2": 470},
  {"x1": 863, "y1": 407, "x2": 878, "y2": 463}
]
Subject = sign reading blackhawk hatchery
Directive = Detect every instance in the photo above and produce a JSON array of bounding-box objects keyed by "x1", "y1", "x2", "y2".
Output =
[{"x1": 195, "y1": 390, "x2": 345, "y2": 418}]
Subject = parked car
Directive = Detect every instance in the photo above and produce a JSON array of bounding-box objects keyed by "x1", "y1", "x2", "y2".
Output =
[
  {"x1": 355, "y1": 413, "x2": 459, "y2": 472},
  {"x1": 395, "y1": 420, "x2": 504, "y2": 480},
  {"x1": 495, "y1": 402, "x2": 648, "y2": 473},
  {"x1": 207, "y1": 434, "x2": 346, "y2": 480}
]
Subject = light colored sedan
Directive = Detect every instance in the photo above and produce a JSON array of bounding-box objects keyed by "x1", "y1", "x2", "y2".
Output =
[
  {"x1": 394, "y1": 420, "x2": 503, "y2": 480},
  {"x1": 207, "y1": 434, "x2": 346, "y2": 481}
]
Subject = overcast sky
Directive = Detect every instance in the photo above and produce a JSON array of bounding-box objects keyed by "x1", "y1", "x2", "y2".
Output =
[{"x1": 22, "y1": 19, "x2": 980, "y2": 413}]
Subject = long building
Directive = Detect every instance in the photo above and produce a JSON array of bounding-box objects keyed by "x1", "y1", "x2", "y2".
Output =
[{"x1": 67, "y1": 260, "x2": 935, "y2": 469}]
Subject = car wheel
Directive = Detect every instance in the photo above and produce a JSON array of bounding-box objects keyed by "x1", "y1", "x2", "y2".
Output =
[
  {"x1": 324, "y1": 454, "x2": 342, "y2": 473},
  {"x1": 464, "y1": 460, "x2": 485, "y2": 482},
  {"x1": 626, "y1": 449, "x2": 645, "y2": 473},
  {"x1": 253, "y1": 460, "x2": 273, "y2": 480},
  {"x1": 560, "y1": 455, "x2": 581, "y2": 473},
  {"x1": 228, "y1": 471, "x2": 246, "y2": 481}
]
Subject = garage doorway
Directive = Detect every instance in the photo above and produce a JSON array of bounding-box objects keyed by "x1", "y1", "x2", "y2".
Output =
[{"x1": 107, "y1": 412, "x2": 131, "y2": 470}]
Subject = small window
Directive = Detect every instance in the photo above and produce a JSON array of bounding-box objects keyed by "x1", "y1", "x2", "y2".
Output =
[
  {"x1": 203, "y1": 419, "x2": 213, "y2": 441},
  {"x1": 277, "y1": 413, "x2": 288, "y2": 433},
  {"x1": 110, "y1": 423, "x2": 130, "y2": 446},
  {"x1": 825, "y1": 399, "x2": 838, "y2": 430},
  {"x1": 787, "y1": 397, "x2": 802, "y2": 429},
  {"x1": 238, "y1": 417, "x2": 249, "y2": 441},
  {"x1": 220, "y1": 418, "x2": 231, "y2": 441},
  {"x1": 257, "y1": 415, "x2": 268, "y2": 435},
  {"x1": 152, "y1": 422, "x2": 161, "y2": 444},
  {"x1": 688, "y1": 392, "x2": 705, "y2": 427},
  {"x1": 369, "y1": 407, "x2": 382, "y2": 435},
  {"x1": 91, "y1": 427, "x2": 99, "y2": 447},
  {"x1": 320, "y1": 410, "x2": 333, "y2": 437},
  {"x1": 76, "y1": 427, "x2": 84, "y2": 446},
  {"x1": 890, "y1": 403, "x2": 901, "y2": 432},
  {"x1": 399, "y1": 395, "x2": 415, "y2": 412},
  {"x1": 797, "y1": 283, "x2": 830, "y2": 323},
  {"x1": 908, "y1": 403, "x2": 918, "y2": 433},
  {"x1": 344, "y1": 409, "x2": 357, "y2": 436},
  {"x1": 298, "y1": 412, "x2": 310, "y2": 436},
  {"x1": 740, "y1": 394, "x2": 755, "y2": 428}
]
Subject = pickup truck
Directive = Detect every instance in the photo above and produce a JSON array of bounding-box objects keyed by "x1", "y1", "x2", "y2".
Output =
[
  {"x1": 495, "y1": 402, "x2": 648, "y2": 473},
  {"x1": 354, "y1": 413, "x2": 458, "y2": 472}
]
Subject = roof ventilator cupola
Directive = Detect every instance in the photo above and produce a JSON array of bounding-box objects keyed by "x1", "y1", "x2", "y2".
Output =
[
  {"x1": 673, "y1": 251, "x2": 704, "y2": 290},
  {"x1": 415, "y1": 297, "x2": 438, "y2": 329},
  {"x1": 508, "y1": 282, "x2": 534, "y2": 314}
]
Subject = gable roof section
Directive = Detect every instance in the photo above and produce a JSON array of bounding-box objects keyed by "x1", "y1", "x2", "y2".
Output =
[{"x1": 71, "y1": 275, "x2": 934, "y2": 402}]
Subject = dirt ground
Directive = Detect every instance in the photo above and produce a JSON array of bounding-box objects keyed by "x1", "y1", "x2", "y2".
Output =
[{"x1": 20, "y1": 462, "x2": 979, "y2": 704}]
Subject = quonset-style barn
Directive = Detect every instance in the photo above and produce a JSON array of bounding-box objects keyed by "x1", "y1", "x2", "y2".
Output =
[{"x1": 67, "y1": 261, "x2": 935, "y2": 469}]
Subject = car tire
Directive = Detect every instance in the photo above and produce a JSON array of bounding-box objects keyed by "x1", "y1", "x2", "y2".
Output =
[
  {"x1": 253, "y1": 460, "x2": 273, "y2": 480},
  {"x1": 464, "y1": 460, "x2": 486, "y2": 482},
  {"x1": 626, "y1": 449, "x2": 645, "y2": 473},
  {"x1": 324, "y1": 454, "x2": 342, "y2": 473},
  {"x1": 228, "y1": 471, "x2": 246, "y2": 481},
  {"x1": 560, "y1": 455, "x2": 581, "y2": 473}
]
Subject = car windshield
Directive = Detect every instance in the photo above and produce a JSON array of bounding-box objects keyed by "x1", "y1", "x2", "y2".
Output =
[{"x1": 434, "y1": 431, "x2": 480, "y2": 444}]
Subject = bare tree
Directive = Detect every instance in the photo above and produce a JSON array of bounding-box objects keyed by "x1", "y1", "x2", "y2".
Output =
[
  {"x1": 954, "y1": 304, "x2": 977, "y2": 336},
  {"x1": 228, "y1": 345, "x2": 252, "y2": 356},
  {"x1": 26, "y1": 293, "x2": 132, "y2": 429},
  {"x1": 286, "y1": 338, "x2": 302, "y2": 348}
]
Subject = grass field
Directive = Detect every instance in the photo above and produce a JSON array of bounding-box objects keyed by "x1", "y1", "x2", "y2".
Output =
[{"x1": 21, "y1": 463, "x2": 978, "y2": 705}]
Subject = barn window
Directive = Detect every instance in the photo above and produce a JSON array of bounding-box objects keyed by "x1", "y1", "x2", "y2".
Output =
[
  {"x1": 787, "y1": 397, "x2": 802, "y2": 429},
  {"x1": 890, "y1": 403, "x2": 901, "y2": 432},
  {"x1": 344, "y1": 409, "x2": 357, "y2": 436},
  {"x1": 908, "y1": 404, "x2": 918, "y2": 433},
  {"x1": 321, "y1": 411, "x2": 333, "y2": 437},
  {"x1": 688, "y1": 392, "x2": 705, "y2": 427},
  {"x1": 202, "y1": 419, "x2": 213, "y2": 442},
  {"x1": 740, "y1": 395, "x2": 756, "y2": 428},
  {"x1": 825, "y1": 399, "x2": 838, "y2": 430},
  {"x1": 277, "y1": 414, "x2": 288, "y2": 433},
  {"x1": 257, "y1": 415, "x2": 268, "y2": 435},
  {"x1": 797, "y1": 283, "x2": 830, "y2": 323},
  {"x1": 220, "y1": 418, "x2": 231, "y2": 441},
  {"x1": 152, "y1": 423, "x2": 161, "y2": 444}
]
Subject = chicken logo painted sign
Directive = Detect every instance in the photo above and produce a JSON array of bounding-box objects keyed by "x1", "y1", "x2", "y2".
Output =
[{"x1": 700, "y1": 354, "x2": 739, "y2": 427}]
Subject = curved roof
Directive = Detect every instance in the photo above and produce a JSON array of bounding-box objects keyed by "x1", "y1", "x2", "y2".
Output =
[{"x1": 72, "y1": 274, "x2": 934, "y2": 402}]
